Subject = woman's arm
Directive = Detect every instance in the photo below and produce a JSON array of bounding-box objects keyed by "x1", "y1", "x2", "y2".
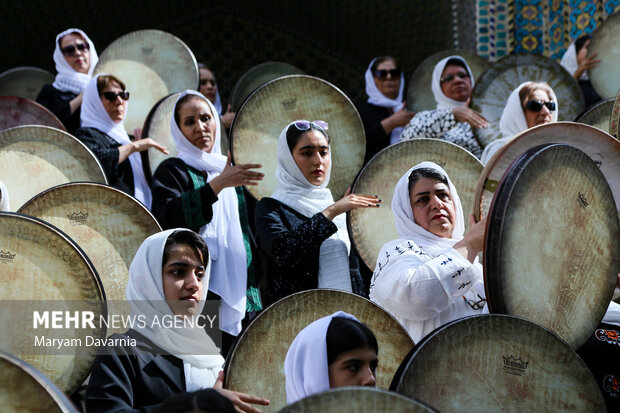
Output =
[{"x1": 75, "y1": 128, "x2": 122, "y2": 181}]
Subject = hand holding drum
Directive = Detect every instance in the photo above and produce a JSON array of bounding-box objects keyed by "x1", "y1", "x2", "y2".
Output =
[{"x1": 453, "y1": 214, "x2": 486, "y2": 263}]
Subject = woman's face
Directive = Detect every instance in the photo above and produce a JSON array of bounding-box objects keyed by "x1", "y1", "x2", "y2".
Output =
[
  {"x1": 60, "y1": 33, "x2": 90, "y2": 74},
  {"x1": 328, "y1": 346, "x2": 378, "y2": 388},
  {"x1": 178, "y1": 98, "x2": 217, "y2": 153},
  {"x1": 199, "y1": 68, "x2": 217, "y2": 104},
  {"x1": 373, "y1": 60, "x2": 400, "y2": 100},
  {"x1": 100, "y1": 80, "x2": 127, "y2": 123},
  {"x1": 523, "y1": 89, "x2": 554, "y2": 129},
  {"x1": 291, "y1": 129, "x2": 331, "y2": 186},
  {"x1": 410, "y1": 177, "x2": 456, "y2": 238},
  {"x1": 162, "y1": 243, "x2": 205, "y2": 317},
  {"x1": 440, "y1": 64, "x2": 471, "y2": 102}
]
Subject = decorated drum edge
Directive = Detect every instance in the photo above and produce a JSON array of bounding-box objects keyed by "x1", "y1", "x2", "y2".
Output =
[
  {"x1": 0, "y1": 96, "x2": 67, "y2": 132},
  {"x1": 573, "y1": 98, "x2": 614, "y2": 123},
  {"x1": 611, "y1": 89, "x2": 620, "y2": 139}
]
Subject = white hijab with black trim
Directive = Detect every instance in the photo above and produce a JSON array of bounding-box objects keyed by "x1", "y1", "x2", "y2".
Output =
[
  {"x1": 431, "y1": 55, "x2": 475, "y2": 110},
  {"x1": 52, "y1": 28, "x2": 98, "y2": 95}
]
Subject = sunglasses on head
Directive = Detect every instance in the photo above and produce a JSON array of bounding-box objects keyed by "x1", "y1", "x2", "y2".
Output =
[
  {"x1": 102, "y1": 90, "x2": 130, "y2": 102},
  {"x1": 525, "y1": 100, "x2": 556, "y2": 112},
  {"x1": 374, "y1": 69, "x2": 401, "y2": 79},
  {"x1": 440, "y1": 72, "x2": 469, "y2": 84},
  {"x1": 292, "y1": 120, "x2": 328, "y2": 132},
  {"x1": 61, "y1": 42, "x2": 89, "y2": 57}
]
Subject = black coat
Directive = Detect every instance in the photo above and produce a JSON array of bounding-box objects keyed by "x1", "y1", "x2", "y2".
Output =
[
  {"x1": 36, "y1": 84, "x2": 81, "y2": 134},
  {"x1": 355, "y1": 101, "x2": 391, "y2": 164}
]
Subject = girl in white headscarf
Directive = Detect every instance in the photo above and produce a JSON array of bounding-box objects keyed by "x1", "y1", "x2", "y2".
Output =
[
  {"x1": 36, "y1": 28, "x2": 98, "y2": 134},
  {"x1": 560, "y1": 35, "x2": 601, "y2": 108},
  {"x1": 0, "y1": 180, "x2": 10, "y2": 211},
  {"x1": 284, "y1": 311, "x2": 378, "y2": 404},
  {"x1": 369, "y1": 162, "x2": 487, "y2": 343},
  {"x1": 480, "y1": 81, "x2": 558, "y2": 165},
  {"x1": 356, "y1": 56, "x2": 414, "y2": 163},
  {"x1": 254, "y1": 121, "x2": 381, "y2": 304},
  {"x1": 75, "y1": 74, "x2": 166, "y2": 208},
  {"x1": 151, "y1": 90, "x2": 263, "y2": 338},
  {"x1": 400, "y1": 56, "x2": 487, "y2": 158}
]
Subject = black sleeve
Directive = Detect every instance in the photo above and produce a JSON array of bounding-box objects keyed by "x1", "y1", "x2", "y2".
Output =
[
  {"x1": 356, "y1": 102, "x2": 390, "y2": 163},
  {"x1": 151, "y1": 159, "x2": 218, "y2": 231},
  {"x1": 254, "y1": 198, "x2": 337, "y2": 268},
  {"x1": 36, "y1": 85, "x2": 72, "y2": 125},
  {"x1": 74, "y1": 127, "x2": 122, "y2": 182}
]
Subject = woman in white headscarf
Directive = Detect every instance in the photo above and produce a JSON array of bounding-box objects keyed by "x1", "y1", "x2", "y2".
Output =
[
  {"x1": 86, "y1": 229, "x2": 269, "y2": 412},
  {"x1": 356, "y1": 56, "x2": 414, "y2": 163},
  {"x1": 284, "y1": 311, "x2": 378, "y2": 404},
  {"x1": 0, "y1": 180, "x2": 10, "y2": 211},
  {"x1": 254, "y1": 121, "x2": 381, "y2": 304},
  {"x1": 75, "y1": 74, "x2": 166, "y2": 208},
  {"x1": 198, "y1": 63, "x2": 235, "y2": 130},
  {"x1": 151, "y1": 90, "x2": 263, "y2": 338},
  {"x1": 36, "y1": 28, "x2": 98, "y2": 134},
  {"x1": 400, "y1": 56, "x2": 488, "y2": 158},
  {"x1": 480, "y1": 81, "x2": 558, "y2": 165},
  {"x1": 369, "y1": 162, "x2": 487, "y2": 343},
  {"x1": 560, "y1": 35, "x2": 601, "y2": 108}
]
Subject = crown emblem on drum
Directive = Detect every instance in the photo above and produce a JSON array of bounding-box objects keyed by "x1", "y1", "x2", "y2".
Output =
[
  {"x1": 67, "y1": 211, "x2": 89, "y2": 224},
  {"x1": 502, "y1": 355, "x2": 529, "y2": 370},
  {"x1": 141, "y1": 47, "x2": 154, "y2": 55},
  {"x1": 0, "y1": 250, "x2": 16, "y2": 260},
  {"x1": 281, "y1": 98, "x2": 297, "y2": 111}
]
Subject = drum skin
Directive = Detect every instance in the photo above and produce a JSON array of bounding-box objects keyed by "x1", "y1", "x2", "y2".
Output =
[
  {"x1": 0, "y1": 212, "x2": 106, "y2": 395},
  {"x1": 471, "y1": 54, "x2": 584, "y2": 148},
  {"x1": 574, "y1": 98, "x2": 614, "y2": 134},
  {"x1": 349, "y1": 139, "x2": 482, "y2": 272},
  {"x1": 0, "y1": 96, "x2": 65, "y2": 132},
  {"x1": 230, "y1": 75, "x2": 365, "y2": 200},
  {"x1": 224, "y1": 289, "x2": 413, "y2": 412},
  {"x1": 474, "y1": 122, "x2": 620, "y2": 221},
  {"x1": 392, "y1": 315, "x2": 606, "y2": 412},
  {"x1": 407, "y1": 50, "x2": 489, "y2": 113},
  {"x1": 588, "y1": 11, "x2": 620, "y2": 99},
  {"x1": 611, "y1": 88, "x2": 620, "y2": 140},
  {"x1": 229, "y1": 62, "x2": 304, "y2": 113},
  {"x1": 0, "y1": 350, "x2": 78, "y2": 413},
  {"x1": 277, "y1": 387, "x2": 438, "y2": 413},
  {"x1": 0, "y1": 125, "x2": 107, "y2": 211},
  {"x1": 484, "y1": 144, "x2": 619, "y2": 349},
  {"x1": 19, "y1": 182, "x2": 162, "y2": 303},
  {"x1": 0, "y1": 66, "x2": 55, "y2": 101},
  {"x1": 94, "y1": 30, "x2": 199, "y2": 134}
]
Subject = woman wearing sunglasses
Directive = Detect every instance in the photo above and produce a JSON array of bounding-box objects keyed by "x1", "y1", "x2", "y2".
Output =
[
  {"x1": 480, "y1": 81, "x2": 558, "y2": 164},
  {"x1": 36, "y1": 28, "x2": 98, "y2": 134},
  {"x1": 75, "y1": 74, "x2": 168, "y2": 208},
  {"x1": 357, "y1": 56, "x2": 414, "y2": 164},
  {"x1": 400, "y1": 56, "x2": 487, "y2": 158},
  {"x1": 254, "y1": 120, "x2": 381, "y2": 305}
]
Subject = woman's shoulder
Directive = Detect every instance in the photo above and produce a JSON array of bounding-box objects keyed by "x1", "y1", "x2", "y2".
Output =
[
  {"x1": 374, "y1": 238, "x2": 429, "y2": 270},
  {"x1": 74, "y1": 126, "x2": 108, "y2": 140}
]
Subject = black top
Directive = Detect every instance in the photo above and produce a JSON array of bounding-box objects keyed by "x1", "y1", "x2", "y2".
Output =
[
  {"x1": 254, "y1": 197, "x2": 365, "y2": 305},
  {"x1": 355, "y1": 101, "x2": 391, "y2": 164},
  {"x1": 74, "y1": 126, "x2": 135, "y2": 195},
  {"x1": 35, "y1": 84, "x2": 81, "y2": 134}
]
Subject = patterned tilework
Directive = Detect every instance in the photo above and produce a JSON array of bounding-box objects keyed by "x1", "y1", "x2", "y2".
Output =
[{"x1": 476, "y1": 0, "x2": 515, "y2": 62}]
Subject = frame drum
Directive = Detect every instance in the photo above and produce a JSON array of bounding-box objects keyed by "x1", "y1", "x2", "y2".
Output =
[
  {"x1": 484, "y1": 144, "x2": 619, "y2": 349},
  {"x1": 611, "y1": 88, "x2": 620, "y2": 140},
  {"x1": 0, "y1": 96, "x2": 65, "y2": 132},
  {"x1": 349, "y1": 139, "x2": 482, "y2": 272},
  {"x1": 0, "y1": 350, "x2": 78, "y2": 412},
  {"x1": 0, "y1": 125, "x2": 107, "y2": 211},
  {"x1": 406, "y1": 50, "x2": 489, "y2": 113},
  {"x1": 392, "y1": 315, "x2": 606, "y2": 412},
  {"x1": 230, "y1": 75, "x2": 365, "y2": 200},
  {"x1": 94, "y1": 30, "x2": 199, "y2": 134},
  {"x1": 277, "y1": 387, "x2": 438, "y2": 413},
  {"x1": 224, "y1": 289, "x2": 413, "y2": 412},
  {"x1": 574, "y1": 98, "x2": 614, "y2": 134},
  {"x1": 0, "y1": 212, "x2": 106, "y2": 395},
  {"x1": 588, "y1": 11, "x2": 620, "y2": 99},
  {"x1": 0, "y1": 66, "x2": 55, "y2": 101},
  {"x1": 471, "y1": 54, "x2": 584, "y2": 148}
]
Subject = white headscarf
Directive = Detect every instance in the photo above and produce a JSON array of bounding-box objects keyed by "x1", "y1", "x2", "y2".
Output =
[
  {"x1": 52, "y1": 28, "x2": 98, "y2": 95},
  {"x1": 391, "y1": 162, "x2": 465, "y2": 257},
  {"x1": 126, "y1": 229, "x2": 225, "y2": 391},
  {"x1": 431, "y1": 55, "x2": 475, "y2": 110},
  {"x1": 81, "y1": 74, "x2": 152, "y2": 208},
  {"x1": 365, "y1": 58, "x2": 406, "y2": 144},
  {"x1": 560, "y1": 42, "x2": 589, "y2": 81},
  {"x1": 499, "y1": 81, "x2": 559, "y2": 138},
  {"x1": 0, "y1": 180, "x2": 10, "y2": 211},
  {"x1": 284, "y1": 311, "x2": 358, "y2": 404},
  {"x1": 271, "y1": 122, "x2": 352, "y2": 292},
  {"x1": 170, "y1": 90, "x2": 246, "y2": 336}
]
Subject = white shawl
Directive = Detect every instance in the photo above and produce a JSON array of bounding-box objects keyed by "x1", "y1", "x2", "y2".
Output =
[
  {"x1": 365, "y1": 58, "x2": 406, "y2": 144},
  {"x1": 284, "y1": 311, "x2": 358, "y2": 404},
  {"x1": 52, "y1": 28, "x2": 98, "y2": 95},
  {"x1": 126, "y1": 229, "x2": 225, "y2": 391},
  {"x1": 431, "y1": 55, "x2": 475, "y2": 110},
  {"x1": 80, "y1": 74, "x2": 152, "y2": 208},
  {"x1": 170, "y1": 90, "x2": 246, "y2": 336},
  {"x1": 0, "y1": 180, "x2": 10, "y2": 211},
  {"x1": 560, "y1": 42, "x2": 588, "y2": 81},
  {"x1": 271, "y1": 122, "x2": 352, "y2": 292}
]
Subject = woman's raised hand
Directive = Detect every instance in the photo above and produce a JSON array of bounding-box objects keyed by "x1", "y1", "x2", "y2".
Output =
[
  {"x1": 213, "y1": 371, "x2": 270, "y2": 413},
  {"x1": 209, "y1": 152, "x2": 264, "y2": 195},
  {"x1": 454, "y1": 214, "x2": 487, "y2": 263},
  {"x1": 452, "y1": 99, "x2": 489, "y2": 129},
  {"x1": 381, "y1": 102, "x2": 414, "y2": 133},
  {"x1": 322, "y1": 187, "x2": 381, "y2": 221}
]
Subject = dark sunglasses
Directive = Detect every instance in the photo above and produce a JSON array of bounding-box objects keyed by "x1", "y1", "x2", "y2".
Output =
[
  {"x1": 440, "y1": 72, "x2": 469, "y2": 83},
  {"x1": 525, "y1": 100, "x2": 556, "y2": 112},
  {"x1": 102, "y1": 90, "x2": 130, "y2": 102},
  {"x1": 374, "y1": 69, "x2": 401, "y2": 79},
  {"x1": 61, "y1": 42, "x2": 89, "y2": 56},
  {"x1": 292, "y1": 120, "x2": 328, "y2": 132}
]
